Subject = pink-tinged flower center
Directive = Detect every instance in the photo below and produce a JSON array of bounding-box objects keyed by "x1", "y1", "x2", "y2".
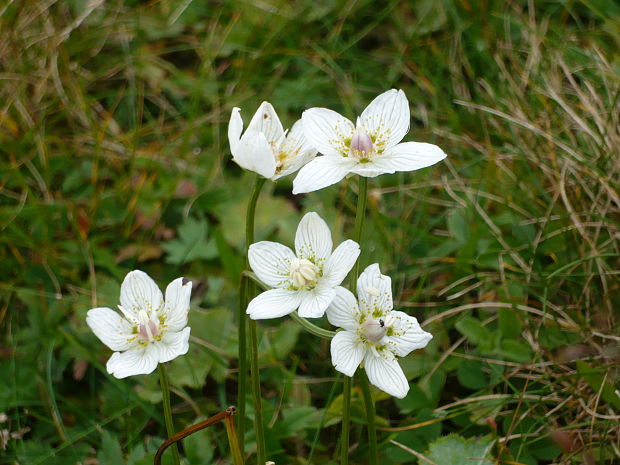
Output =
[
  {"x1": 349, "y1": 129, "x2": 374, "y2": 159},
  {"x1": 289, "y1": 257, "x2": 319, "y2": 288},
  {"x1": 362, "y1": 314, "x2": 394, "y2": 344},
  {"x1": 138, "y1": 310, "x2": 160, "y2": 342}
]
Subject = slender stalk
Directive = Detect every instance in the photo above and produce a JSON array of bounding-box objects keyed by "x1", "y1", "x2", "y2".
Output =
[
  {"x1": 340, "y1": 376, "x2": 352, "y2": 465},
  {"x1": 289, "y1": 311, "x2": 336, "y2": 339},
  {"x1": 248, "y1": 318, "x2": 266, "y2": 463},
  {"x1": 351, "y1": 176, "x2": 368, "y2": 275},
  {"x1": 243, "y1": 176, "x2": 267, "y2": 464},
  {"x1": 237, "y1": 276, "x2": 248, "y2": 450},
  {"x1": 352, "y1": 176, "x2": 378, "y2": 465},
  {"x1": 359, "y1": 371, "x2": 378, "y2": 465},
  {"x1": 158, "y1": 364, "x2": 181, "y2": 465},
  {"x1": 224, "y1": 408, "x2": 244, "y2": 465},
  {"x1": 238, "y1": 176, "x2": 267, "y2": 452},
  {"x1": 340, "y1": 176, "x2": 370, "y2": 465}
]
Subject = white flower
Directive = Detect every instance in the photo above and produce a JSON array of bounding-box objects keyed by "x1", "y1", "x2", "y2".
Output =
[
  {"x1": 247, "y1": 212, "x2": 360, "y2": 319},
  {"x1": 228, "y1": 102, "x2": 317, "y2": 180},
  {"x1": 86, "y1": 270, "x2": 192, "y2": 379},
  {"x1": 326, "y1": 264, "x2": 432, "y2": 398},
  {"x1": 293, "y1": 89, "x2": 447, "y2": 194}
]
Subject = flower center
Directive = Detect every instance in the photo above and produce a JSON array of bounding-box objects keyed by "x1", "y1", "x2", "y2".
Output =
[
  {"x1": 138, "y1": 310, "x2": 159, "y2": 342},
  {"x1": 289, "y1": 258, "x2": 319, "y2": 288},
  {"x1": 362, "y1": 315, "x2": 395, "y2": 344},
  {"x1": 349, "y1": 129, "x2": 374, "y2": 159}
]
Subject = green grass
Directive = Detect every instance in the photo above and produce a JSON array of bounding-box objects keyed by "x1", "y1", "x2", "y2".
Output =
[{"x1": 1, "y1": 0, "x2": 619, "y2": 464}]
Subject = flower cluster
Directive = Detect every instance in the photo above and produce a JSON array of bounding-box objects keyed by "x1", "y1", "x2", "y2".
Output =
[
  {"x1": 229, "y1": 89, "x2": 446, "y2": 193},
  {"x1": 233, "y1": 89, "x2": 441, "y2": 397},
  {"x1": 86, "y1": 89, "x2": 443, "y2": 398}
]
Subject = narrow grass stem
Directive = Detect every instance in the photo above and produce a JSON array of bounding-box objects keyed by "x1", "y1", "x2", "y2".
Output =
[
  {"x1": 359, "y1": 371, "x2": 378, "y2": 465},
  {"x1": 243, "y1": 176, "x2": 267, "y2": 463},
  {"x1": 158, "y1": 363, "x2": 181, "y2": 465}
]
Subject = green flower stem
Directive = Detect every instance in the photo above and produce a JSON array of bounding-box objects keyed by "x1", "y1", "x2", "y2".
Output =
[
  {"x1": 340, "y1": 376, "x2": 352, "y2": 465},
  {"x1": 158, "y1": 363, "x2": 181, "y2": 465},
  {"x1": 289, "y1": 312, "x2": 336, "y2": 339},
  {"x1": 359, "y1": 370, "x2": 378, "y2": 465},
  {"x1": 340, "y1": 176, "x2": 370, "y2": 465},
  {"x1": 237, "y1": 276, "x2": 248, "y2": 451},
  {"x1": 352, "y1": 176, "x2": 368, "y2": 275},
  {"x1": 351, "y1": 176, "x2": 378, "y2": 465},
  {"x1": 241, "y1": 175, "x2": 267, "y2": 464},
  {"x1": 248, "y1": 318, "x2": 266, "y2": 463}
]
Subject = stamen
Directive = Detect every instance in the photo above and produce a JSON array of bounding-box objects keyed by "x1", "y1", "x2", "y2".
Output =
[{"x1": 289, "y1": 258, "x2": 319, "y2": 288}]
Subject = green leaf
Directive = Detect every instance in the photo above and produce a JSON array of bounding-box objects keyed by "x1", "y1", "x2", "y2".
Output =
[
  {"x1": 167, "y1": 308, "x2": 232, "y2": 388},
  {"x1": 497, "y1": 340, "x2": 533, "y2": 363},
  {"x1": 161, "y1": 217, "x2": 217, "y2": 265},
  {"x1": 576, "y1": 360, "x2": 620, "y2": 409},
  {"x1": 455, "y1": 317, "x2": 492, "y2": 349},
  {"x1": 425, "y1": 434, "x2": 494, "y2": 465},
  {"x1": 457, "y1": 360, "x2": 488, "y2": 390},
  {"x1": 447, "y1": 208, "x2": 469, "y2": 244},
  {"x1": 98, "y1": 430, "x2": 124, "y2": 465},
  {"x1": 498, "y1": 308, "x2": 522, "y2": 339}
]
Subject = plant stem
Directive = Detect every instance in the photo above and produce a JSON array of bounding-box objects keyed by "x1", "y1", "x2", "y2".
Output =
[
  {"x1": 352, "y1": 176, "x2": 368, "y2": 276},
  {"x1": 289, "y1": 311, "x2": 336, "y2": 339},
  {"x1": 340, "y1": 376, "x2": 351, "y2": 465},
  {"x1": 158, "y1": 364, "x2": 181, "y2": 465},
  {"x1": 340, "y1": 176, "x2": 369, "y2": 465},
  {"x1": 248, "y1": 318, "x2": 266, "y2": 463},
  {"x1": 359, "y1": 371, "x2": 378, "y2": 465},
  {"x1": 351, "y1": 176, "x2": 378, "y2": 465},
  {"x1": 241, "y1": 175, "x2": 267, "y2": 464}
]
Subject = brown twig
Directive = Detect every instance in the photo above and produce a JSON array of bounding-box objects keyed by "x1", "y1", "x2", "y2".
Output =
[{"x1": 154, "y1": 406, "x2": 237, "y2": 465}]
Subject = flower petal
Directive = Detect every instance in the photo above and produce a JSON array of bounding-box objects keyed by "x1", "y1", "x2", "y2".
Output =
[
  {"x1": 374, "y1": 141, "x2": 447, "y2": 173},
  {"x1": 86, "y1": 307, "x2": 135, "y2": 351},
  {"x1": 248, "y1": 241, "x2": 296, "y2": 288},
  {"x1": 388, "y1": 311, "x2": 432, "y2": 357},
  {"x1": 233, "y1": 130, "x2": 277, "y2": 178},
  {"x1": 272, "y1": 120, "x2": 318, "y2": 180},
  {"x1": 302, "y1": 108, "x2": 355, "y2": 157},
  {"x1": 119, "y1": 270, "x2": 164, "y2": 322},
  {"x1": 155, "y1": 327, "x2": 191, "y2": 363},
  {"x1": 322, "y1": 239, "x2": 360, "y2": 287},
  {"x1": 357, "y1": 264, "x2": 393, "y2": 316},
  {"x1": 106, "y1": 346, "x2": 159, "y2": 379},
  {"x1": 363, "y1": 351, "x2": 409, "y2": 398},
  {"x1": 292, "y1": 156, "x2": 357, "y2": 194},
  {"x1": 326, "y1": 286, "x2": 360, "y2": 331},
  {"x1": 358, "y1": 89, "x2": 410, "y2": 150},
  {"x1": 228, "y1": 107, "x2": 243, "y2": 153},
  {"x1": 295, "y1": 212, "x2": 333, "y2": 263},
  {"x1": 297, "y1": 286, "x2": 337, "y2": 318},
  {"x1": 162, "y1": 277, "x2": 192, "y2": 332},
  {"x1": 245, "y1": 101, "x2": 285, "y2": 145},
  {"x1": 348, "y1": 160, "x2": 395, "y2": 177},
  {"x1": 330, "y1": 330, "x2": 365, "y2": 377},
  {"x1": 247, "y1": 288, "x2": 302, "y2": 319}
]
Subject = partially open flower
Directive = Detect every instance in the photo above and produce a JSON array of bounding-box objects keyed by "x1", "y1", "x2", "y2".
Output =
[
  {"x1": 247, "y1": 212, "x2": 360, "y2": 319},
  {"x1": 326, "y1": 264, "x2": 432, "y2": 398},
  {"x1": 228, "y1": 102, "x2": 317, "y2": 180},
  {"x1": 86, "y1": 270, "x2": 192, "y2": 378},
  {"x1": 293, "y1": 89, "x2": 447, "y2": 193}
]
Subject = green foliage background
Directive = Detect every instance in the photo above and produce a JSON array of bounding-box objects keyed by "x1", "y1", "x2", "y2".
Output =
[{"x1": 1, "y1": 0, "x2": 619, "y2": 464}]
